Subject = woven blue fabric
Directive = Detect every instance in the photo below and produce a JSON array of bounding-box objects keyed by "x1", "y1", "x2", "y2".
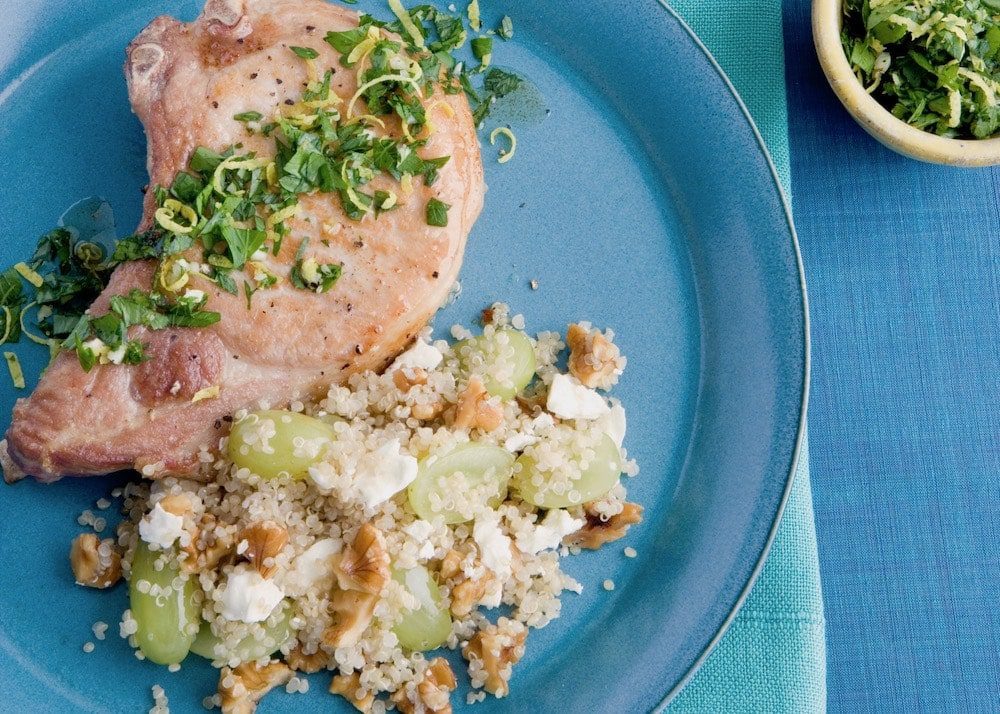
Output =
[
  {"x1": 783, "y1": 0, "x2": 1000, "y2": 710},
  {"x1": 666, "y1": 0, "x2": 826, "y2": 711}
]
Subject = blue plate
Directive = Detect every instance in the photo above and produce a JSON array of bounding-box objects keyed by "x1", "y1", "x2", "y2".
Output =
[{"x1": 0, "y1": 0, "x2": 807, "y2": 711}]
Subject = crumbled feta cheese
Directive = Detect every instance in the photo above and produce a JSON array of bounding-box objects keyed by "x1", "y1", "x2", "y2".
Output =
[
  {"x1": 182, "y1": 288, "x2": 205, "y2": 303},
  {"x1": 354, "y1": 439, "x2": 418, "y2": 509},
  {"x1": 138, "y1": 503, "x2": 185, "y2": 549},
  {"x1": 473, "y1": 512, "x2": 512, "y2": 579},
  {"x1": 480, "y1": 576, "x2": 503, "y2": 609},
  {"x1": 516, "y1": 510, "x2": 585, "y2": 555},
  {"x1": 503, "y1": 433, "x2": 537, "y2": 452},
  {"x1": 282, "y1": 538, "x2": 341, "y2": 597},
  {"x1": 546, "y1": 373, "x2": 610, "y2": 420},
  {"x1": 597, "y1": 403, "x2": 627, "y2": 447},
  {"x1": 403, "y1": 520, "x2": 436, "y2": 559},
  {"x1": 250, "y1": 249, "x2": 268, "y2": 262},
  {"x1": 403, "y1": 519, "x2": 434, "y2": 541},
  {"x1": 307, "y1": 462, "x2": 338, "y2": 491},
  {"x1": 219, "y1": 566, "x2": 285, "y2": 623},
  {"x1": 391, "y1": 338, "x2": 443, "y2": 371}
]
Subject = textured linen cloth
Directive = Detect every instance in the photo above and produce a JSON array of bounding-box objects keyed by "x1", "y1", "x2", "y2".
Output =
[{"x1": 665, "y1": 0, "x2": 827, "y2": 711}]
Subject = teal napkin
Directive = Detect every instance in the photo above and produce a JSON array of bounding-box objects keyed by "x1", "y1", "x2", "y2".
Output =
[{"x1": 664, "y1": 1, "x2": 827, "y2": 711}]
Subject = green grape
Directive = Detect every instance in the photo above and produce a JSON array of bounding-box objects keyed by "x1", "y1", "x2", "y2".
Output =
[
  {"x1": 457, "y1": 328, "x2": 536, "y2": 398},
  {"x1": 190, "y1": 603, "x2": 293, "y2": 663},
  {"x1": 391, "y1": 566, "x2": 452, "y2": 651},
  {"x1": 129, "y1": 541, "x2": 199, "y2": 665},
  {"x1": 513, "y1": 433, "x2": 623, "y2": 508},
  {"x1": 407, "y1": 443, "x2": 514, "y2": 523},
  {"x1": 228, "y1": 410, "x2": 336, "y2": 479}
]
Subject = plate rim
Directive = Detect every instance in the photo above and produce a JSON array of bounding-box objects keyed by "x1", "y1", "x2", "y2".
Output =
[{"x1": 650, "y1": 0, "x2": 811, "y2": 709}]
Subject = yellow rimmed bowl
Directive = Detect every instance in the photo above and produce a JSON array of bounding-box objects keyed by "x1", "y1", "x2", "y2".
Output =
[{"x1": 812, "y1": 0, "x2": 1000, "y2": 166}]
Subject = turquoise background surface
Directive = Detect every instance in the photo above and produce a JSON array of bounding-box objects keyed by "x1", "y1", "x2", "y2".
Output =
[{"x1": 669, "y1": 0, "x2": 826, "y2": 710}]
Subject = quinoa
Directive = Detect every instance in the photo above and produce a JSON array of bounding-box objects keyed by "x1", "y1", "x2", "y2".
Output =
[{"x1": 101, "y1": 304, "x2": 641, "y2": 711}]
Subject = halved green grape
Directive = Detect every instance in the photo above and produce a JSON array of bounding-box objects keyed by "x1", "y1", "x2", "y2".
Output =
[
  {"x1": 456, "y1": 328, "x2": 536, "y2": 398},
  {"x1": 190, "y1": 602, "x2": 293, "y2": 663},
  {"x1": 513, "y1": 433, "x2": 623, "y2": 508},
  {"x1": 391, "y1": 566, "x2": 452, "y2": 651},
  {"x1": 228, "y1": 410, "x2": 336, "y2": 480},
  {"x1": 129, "y1": 541, "x2": 200, "y2": 665},
  {"x1": 407, "y1": 443, "x2": 515, "y2": 524}
]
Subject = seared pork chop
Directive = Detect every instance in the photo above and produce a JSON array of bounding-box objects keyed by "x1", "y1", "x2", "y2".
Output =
[{"x1": 5, "y1": 0, "x2": 484, "y2": 481}]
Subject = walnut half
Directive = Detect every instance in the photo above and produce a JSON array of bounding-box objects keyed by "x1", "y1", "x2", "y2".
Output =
[
  {"x1": 323, "y1": 588, "x2": 378, "y2": 649},
  {"x1": 566, "y1": 323, "x2": 625, "y2": 389},
  {"x1": 462, "y1": 620, "x2": 527, "y2": 698},
  {"x1": 238, "y1": 521, "x2": 288, "y2": 578},
  {"x1": 286, "y1": 643, "x2": 330, "y2": 673},
  {"x1": 392, "y1": 658, "x2": 457, "y2": 714},
  {"x1": 69, "y1": 533, "x2": 122, "y2": 589},
  {"x1": 452, "y1": 377, "x2": 503, "y2": 432},
  {"x1": 219, "y1": 661, "x2": 292, "y2": 714},
  {"x1": 334, "y1": 523, "x2": 389, "y2": 595},
  {"x1": 563, "y1": 502, "x2": 643, "y2": 550},
  {"x1": 330, "y1": 672, "x2": 375, "y2": 713}
]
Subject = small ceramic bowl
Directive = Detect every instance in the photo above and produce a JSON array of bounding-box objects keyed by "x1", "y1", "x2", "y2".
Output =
[{"x1": 812, "y1": 0, "x2": 1000, "y2": 166}]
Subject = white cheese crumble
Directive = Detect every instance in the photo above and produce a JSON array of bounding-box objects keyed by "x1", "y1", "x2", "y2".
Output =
[
  {"x1": 516, "y1": 510, "x2": 585, "y2": 555},
  {"x1": 597, "y1": 403, "x2": 627, "y2": 447},
  {"x1": 282, "y1": 538, "x2": 342, "y2": 597},
  {"x1": 138, "y1": 503, "x2": 185, "y2": 549},
  {"x1": 307, "y1": 461, "x2": 338, "y2": 491},
  {"x1": 354, "y1": 439, "x2": 418, "y2": 509},
  {"x1": 546, "y1": 374, "x2": 610, "y2": 420},
  {"x1": 473, "y1": 512, "x2": 512, "y2": 579},
  {"x1": 391, "y1": 339, "x2": 443, "y2": 371},
  {"x1": 219, "y1": 566, "x2": 285, "y2": 623}
]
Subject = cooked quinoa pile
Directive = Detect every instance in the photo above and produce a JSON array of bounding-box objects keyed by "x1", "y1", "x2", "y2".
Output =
[{"x1": 69, "y1": 304, "x2": 642, "y2": 713}]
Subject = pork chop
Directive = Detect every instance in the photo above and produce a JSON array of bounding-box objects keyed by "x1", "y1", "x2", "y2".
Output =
[{"x1": 5, "y1": 0, "x2": 484, "y2": 481}]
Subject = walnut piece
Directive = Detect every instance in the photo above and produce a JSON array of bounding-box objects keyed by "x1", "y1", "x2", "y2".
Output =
[
  {"x1": 158, "y1": 493, "x2": 193, "y2": 517},
  {"x1": 438, "y1": 549, "x2": 463, "y2": 580},
  {"x1": 334, "y1": 523, "x2": 389, "y2": 595},
  {"x1": 453, "y1": 377, "x2": 503, "y2": 432},
  {"x1": 566, "y1": 323, "x2": 625, "y2": 390},
  {"x1": 69, "y1": 533, "x2": 122, "y2": 589},
  {"x1": 393, "y1": 367, "x2": 428, "y2": 391},
  {"x1": 329, "y1": 672, "x2": 374, "y2": 713},
  {"x1": 412, "y1": 401, "x2": 444, "y2": 420},
  {"x1": 286, "y1": 643, "x2": 330, "y2": 673},
  {"x1": 392, "y1": 658, "x2": 457, "y2": 714},
  {"x1": 219, "y1": 661, "x2": 292, "y2": 714},
  {"x1": 563, "y1": 502, "x2": 644, "y2": 549},
  {"x1": 450, "y1": 571, "x2": 494, "y2": 618},
  {"x1": 462, "y1": 621, "x2": 527, "y2": 698},
  {"x1": 181, "y1": 513, "x2": 234, "y2": 575},
  {"x1": 322, "y1": 588, "x2": 378, "y2": 648},
  {"x1": 238, "y1": 521, "x2": 288, "y2": 578}
]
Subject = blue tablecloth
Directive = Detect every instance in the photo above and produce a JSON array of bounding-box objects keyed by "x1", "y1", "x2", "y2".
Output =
[{"x1": 785, "y1": 0, "x2": 1000, "y2": 710}]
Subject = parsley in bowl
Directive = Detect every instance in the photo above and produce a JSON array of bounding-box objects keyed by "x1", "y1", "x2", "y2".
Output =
[{"x1": 813, "y1": 0, "x2": 1000, "y2": 165}]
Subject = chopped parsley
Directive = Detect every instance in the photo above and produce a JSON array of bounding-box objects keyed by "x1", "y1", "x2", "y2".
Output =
[
  {"x1": 2, "y1": 0, "x2": 530, "y2": 378},
  {"x1": 289, "y1": 46, "x2": 319, "y2": 60},
  {"x1": 842, "y1": 0, "x2": 1000, "y2": 138},
  {"x1": 233, "y1": 111, "x2": 263, "y2": 123},
  {"x1": 426, "y1": 198, "x2": 450, "y2": 226}
]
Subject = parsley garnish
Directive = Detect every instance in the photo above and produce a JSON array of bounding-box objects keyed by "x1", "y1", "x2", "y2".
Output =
[
  {"x1": 233, "y1": 111, "x2": 263, "y2": 123},
  {"x1": 842, "y1": 0, "x2": 1000, "y2": 138},
  {"x1": 290, "y1": 46, "x2": 319, "y2": 60},
  {"x1": 426, "y1": 198, "x2": 450, "y2": 227}
]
